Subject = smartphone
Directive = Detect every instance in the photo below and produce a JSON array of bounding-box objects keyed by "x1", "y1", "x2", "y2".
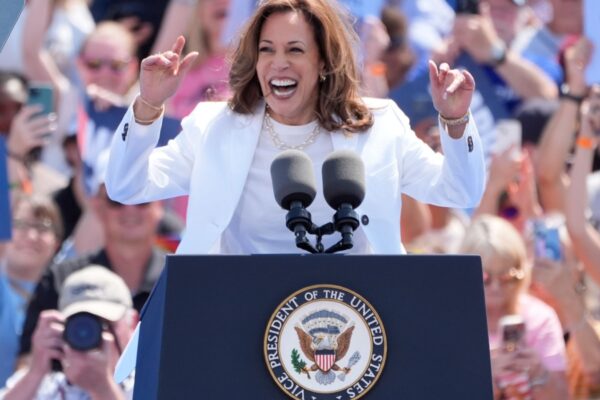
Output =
[
  {"x1": 494, "y1": 119, "x2": 522, "y2": 159},
  {"x1": 455, "y1": 0, "x2": 479, "y2": 14},
  {"x1": 499, "y1": 315, "x2": 526, "y2": 353},
  {"x1": 27, "y1": 84, "x2": 54, "y2": 116},
  {"x1": 533, "y1": 220, "x2": 562, "y2": 261},
  {"x1": 27, "y1": 84, "x2": 54, "y2": 140}
]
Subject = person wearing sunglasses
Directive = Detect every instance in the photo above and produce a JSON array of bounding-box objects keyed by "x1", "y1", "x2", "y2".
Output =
[
  {"x1": 0, "y1": 267, "x2": 137, "y2": 399},
  {"x1": 77, "y1": 21, "x2": 140, "y2": 111},
  {"x1": 460, "y1": 214, "x2": 567, "y2": 399}
]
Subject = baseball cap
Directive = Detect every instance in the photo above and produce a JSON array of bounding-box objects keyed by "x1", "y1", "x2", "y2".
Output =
[{"x1": 59, "y1": 266, "x2": 132, "y2": 321}]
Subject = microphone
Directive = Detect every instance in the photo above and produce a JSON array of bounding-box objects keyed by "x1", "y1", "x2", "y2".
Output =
[
  {"x1": 270, "y1": 150, "x2": 318, "y2": 253},
  {"x1": 322, "y1": 150, "x2": 365, "y2": 252}
]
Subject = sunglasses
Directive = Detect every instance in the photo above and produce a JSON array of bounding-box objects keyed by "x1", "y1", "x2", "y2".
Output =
[
  {"x1": 13, "y1": 218, "x2": 55, "y2": 235},
  {"x1": 483, "y1": 268, "x2": 525, "y2": 286},
  {"x1": 82, "y1": 57, "x2": 131, "y2": 73}
]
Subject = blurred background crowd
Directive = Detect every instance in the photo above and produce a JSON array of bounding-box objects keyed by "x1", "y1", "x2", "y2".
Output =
[{"x1": 1, "y1": 0, "x2": 600, "y2": 398}]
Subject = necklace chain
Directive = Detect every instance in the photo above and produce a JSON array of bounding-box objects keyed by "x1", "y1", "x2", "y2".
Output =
[{"x1": 264, "y1": 112, "x2": 321, "y2": 151}]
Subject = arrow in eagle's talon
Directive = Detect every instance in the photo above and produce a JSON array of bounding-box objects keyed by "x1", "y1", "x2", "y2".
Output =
[{"x1": 303, "y1": 367, "x2": 311, "y2": 379}]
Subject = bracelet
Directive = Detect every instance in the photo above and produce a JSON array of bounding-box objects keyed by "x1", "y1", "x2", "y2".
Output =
[
  {"x1": 134, "y1": 96, "x2": 164, "y2": 125},
  {"x1": 134, "y1": 113, "x2": 163, "y2": 125},
  {"x1": 136, "y1": 95, "x2": 164, "y2": 113},
  {"x1": 439, "y1": 112, "x2": 470, "y2": 127},
  {"x1": 576, "y1": 136, "x2": 597, "y2": 150},
  {"x1": 368, "y1": 62, "x2": 387, "y2": 77},
  {"x1": 559, "y1": 84, "x2": 586, "y2": 105}
]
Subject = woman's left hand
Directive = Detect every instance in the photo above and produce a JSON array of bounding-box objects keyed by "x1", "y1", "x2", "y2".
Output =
[{"x1": 428, "y1": 60, "x2": 475, "y2": 119}]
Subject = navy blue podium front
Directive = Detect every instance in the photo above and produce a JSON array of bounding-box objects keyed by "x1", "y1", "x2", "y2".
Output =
[{"x1": 132, "y1": 254, "x2": 492, "y2": 399}]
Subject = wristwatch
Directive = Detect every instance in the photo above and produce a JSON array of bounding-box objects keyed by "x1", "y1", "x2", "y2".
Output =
[
  {"x1": 488, "y1": 42, "x2": 507, "y2": 67},
  {"x1": 559, "y1": 84, "x2": 585, "y2": 105}
]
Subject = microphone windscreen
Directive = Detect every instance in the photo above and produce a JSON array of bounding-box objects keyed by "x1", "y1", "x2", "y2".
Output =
[
  {"x1": 322, "y1": 150, "x2": 365, "y2": 209},
  {"x1": 270, "y1": 150, "x2": 317, "y2": 210}
]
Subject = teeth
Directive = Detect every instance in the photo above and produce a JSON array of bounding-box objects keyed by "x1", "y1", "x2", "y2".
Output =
[
  {"x1": 273, "y1": 86, "x2": 296, "y2": 97},
  {"x1": 270, "y1": 79, "x2": 297, "y2": 87}
]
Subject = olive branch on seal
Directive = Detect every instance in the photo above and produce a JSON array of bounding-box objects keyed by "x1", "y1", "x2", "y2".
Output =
[{"x1": 291, "y1": 349, "x2": 310, "y2": 379}]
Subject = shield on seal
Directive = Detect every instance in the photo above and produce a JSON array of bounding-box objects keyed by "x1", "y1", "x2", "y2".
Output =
[{"x1": 315, "y1": 349, "x2": 336, "y2": 372}]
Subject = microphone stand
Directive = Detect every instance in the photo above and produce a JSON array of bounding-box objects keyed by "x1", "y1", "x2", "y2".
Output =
[
  {"x1": 286, "y1": 203, "x2": 360, "y2": 254},
  {"x1": 323, "y1": 204, "x2": 360, "y2": 254},
  {"x1": 286, "y1": 201, "x2": 318, "y2": 253}
]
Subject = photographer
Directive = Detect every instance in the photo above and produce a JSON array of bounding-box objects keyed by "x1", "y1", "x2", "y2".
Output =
[{"x1": 0, "y1": 266, "x2": 137, "y2": 399}]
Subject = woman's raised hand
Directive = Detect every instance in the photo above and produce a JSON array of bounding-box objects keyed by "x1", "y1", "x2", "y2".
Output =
[
  {"x1": 139, "y1": 36, "x2": 198, "y2": 107},
  {"x1": 428, "y1": 60, "x2": 475, "y2": 120}
]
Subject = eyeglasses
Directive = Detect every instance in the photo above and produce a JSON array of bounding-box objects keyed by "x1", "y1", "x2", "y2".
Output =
[
  {"x1": 483, "y1": 268, "x2": 525, "y2": 286},
  {"x1": 81, "y1": 57, "x2": 131, "y2": 74},
  {"x1": 13, "y1": 218, "x2": 55, "y2": 235}
]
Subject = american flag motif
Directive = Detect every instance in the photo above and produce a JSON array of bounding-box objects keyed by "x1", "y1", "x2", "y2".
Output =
[{"x1": 315, "y1": 350, "x2": 336, "y2": 372}]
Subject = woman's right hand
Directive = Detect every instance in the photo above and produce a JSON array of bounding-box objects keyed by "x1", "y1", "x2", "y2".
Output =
[{"x1": 139, "y1": 36, "x2": 198, "y2": 108}]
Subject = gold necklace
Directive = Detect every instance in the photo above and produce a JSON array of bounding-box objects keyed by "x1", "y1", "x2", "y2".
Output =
[{"x1": 264, "y1": 112, "x2": 321, "y2": 151}]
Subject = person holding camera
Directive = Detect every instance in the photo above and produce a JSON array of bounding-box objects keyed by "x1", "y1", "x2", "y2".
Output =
[{"x1": 0, "y1": 266, "x2": 137, "y2": 400}]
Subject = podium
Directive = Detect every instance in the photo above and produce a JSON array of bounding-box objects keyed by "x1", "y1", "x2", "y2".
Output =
[{"x1": 132, "y1": 255, "x2": 492, "y2": 399}]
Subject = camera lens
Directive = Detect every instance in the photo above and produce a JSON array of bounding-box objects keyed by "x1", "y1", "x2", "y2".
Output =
[{"x1": 64, "y1": 313, "x2": 103, "y2": 351}]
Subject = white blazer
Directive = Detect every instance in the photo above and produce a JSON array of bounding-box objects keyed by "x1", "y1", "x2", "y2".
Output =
[{"x1": 105, "y1": 98, "x2": 485, "y2": 254}]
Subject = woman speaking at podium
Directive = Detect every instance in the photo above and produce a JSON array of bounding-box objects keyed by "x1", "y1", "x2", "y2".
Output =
[{"x1": 105, "y1": 0, "x2": 485, "y2": 255}]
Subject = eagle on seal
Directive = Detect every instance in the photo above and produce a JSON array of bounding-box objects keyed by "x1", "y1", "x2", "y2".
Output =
[{"x1": 294, "y1": 309, "x2": 355, "y2": 384}]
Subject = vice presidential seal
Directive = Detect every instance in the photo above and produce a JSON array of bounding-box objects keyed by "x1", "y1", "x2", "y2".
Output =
[{"x1": 264, "y1": 284, "x2": 386, "y2": 400}]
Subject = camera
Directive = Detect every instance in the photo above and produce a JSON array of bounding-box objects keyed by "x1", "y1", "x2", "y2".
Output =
[{"x1": 63, "y1": 312, "x2": 104, "y2": 351}]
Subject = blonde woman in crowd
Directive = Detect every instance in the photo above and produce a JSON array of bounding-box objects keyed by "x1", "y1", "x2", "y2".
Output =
[{"x1": 460, "y1": 215, "x2": 568, "y2": 399}]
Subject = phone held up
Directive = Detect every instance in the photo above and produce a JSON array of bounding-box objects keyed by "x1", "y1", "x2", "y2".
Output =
[
  {"x1": 27, "y1": 83, "x2": 54, "y2": 140},
  {"x1": 500, "y1": 314, "x2": 526, "y2": 353},
  {"x1": 496, "y1": 315, "x2": 533, "y2": 398},
  {"x1": 532, "y1": 218, "x2": 562, "y2": 262}
]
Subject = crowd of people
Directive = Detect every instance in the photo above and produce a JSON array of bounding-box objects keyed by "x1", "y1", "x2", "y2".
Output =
[{"x1": 1, "y1": 0, "x2": 600, "y2": 398}]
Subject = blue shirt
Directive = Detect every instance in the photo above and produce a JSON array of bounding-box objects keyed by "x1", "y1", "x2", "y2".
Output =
[{"x1": 0, "y1": 271, "x2": 35, "y2": 386}]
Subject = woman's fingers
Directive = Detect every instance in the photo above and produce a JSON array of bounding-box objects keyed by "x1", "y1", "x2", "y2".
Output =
[
  {"x1": 438, "y1": 62, "x2": 450, "y2": 85},
  {"x1": 445, "y1": 71, "x2": 465, "y2": 94},
  {"x1": 171, "y1": 35, "x2": 186, "y2": 57},
  {"x1": 179, "y1": 51, "x2": 199, "y2": 75},
  {"x1": 142, "y1": 54, "x2": 163, "y2": 68},
  {"x1": 428, "y1": 60, "x2": 439, "y2": 87}
]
